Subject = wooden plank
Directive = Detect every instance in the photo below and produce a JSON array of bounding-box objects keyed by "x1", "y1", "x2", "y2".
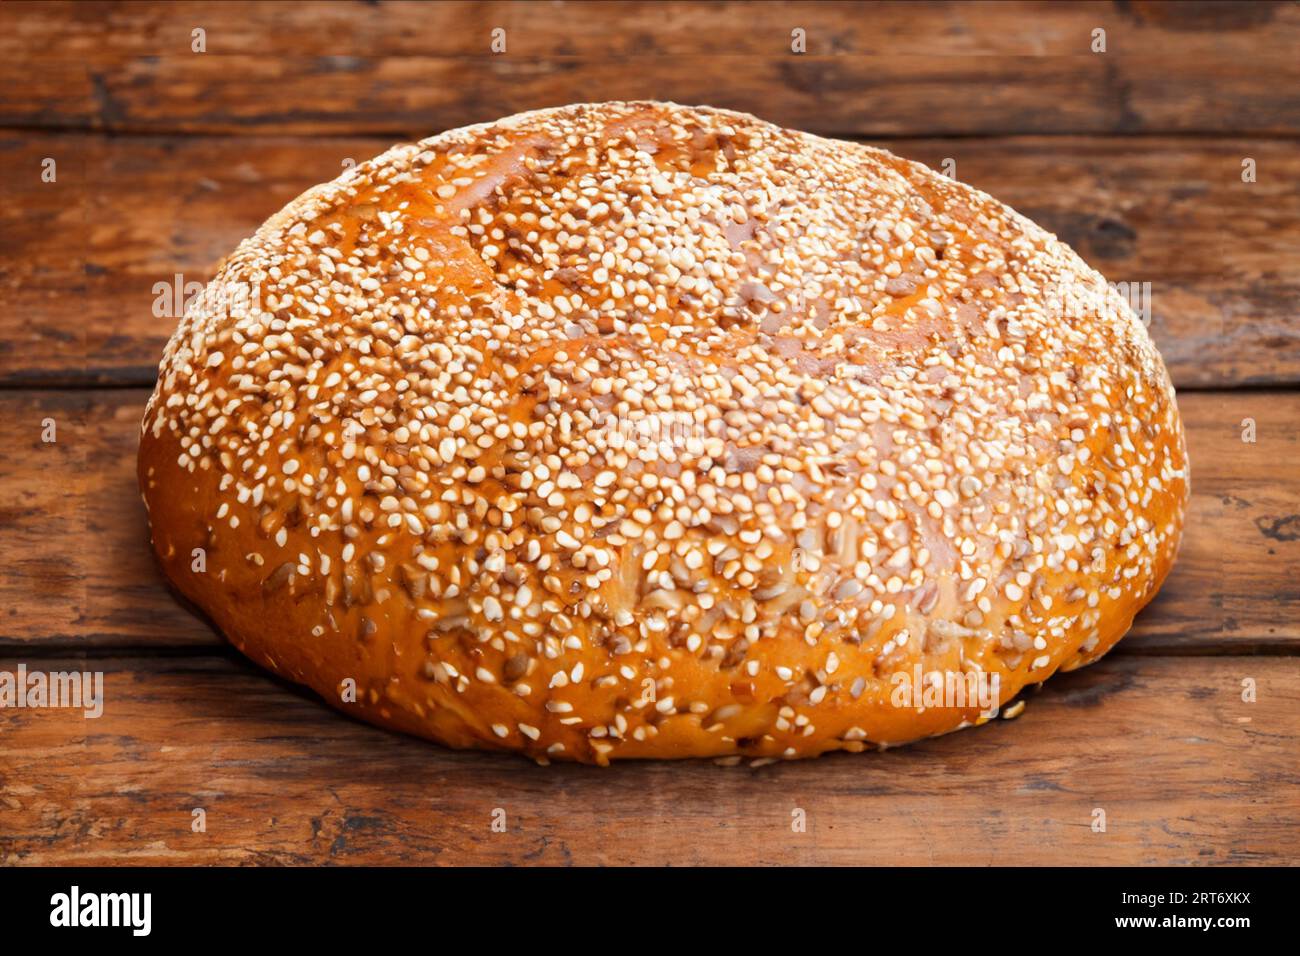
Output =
[
  {"x1": 1, "y1": 1, "x2": 1297, "y2": 137},
  {"x1": 1140, "y1": 391, "x2": 1300, "y2": 653},
  {"x1": 0, "y1": 389, "x2": 1295, "y2": 651},
  {"x1": 0, "y1": 394, "x2": 88, "y2": 644},
  {"x1": 4, "y1": 51, "x2": 1297, "y2": 139},
  {"x1": 0, "y1": 391, "x2": 211, "y2": 648},
  {"x1": 2, "y1": 133, "x2": 1297, "y2": 388},
  {"x1": 8, "y1": 1, "x2": 1300, "y2": 60},
  {"x1": 1, "y1": 134, "x2": 353, "y2": 386},
  {"x1": 0, "y1": 653, "x2": 1294, "y2": 865}
]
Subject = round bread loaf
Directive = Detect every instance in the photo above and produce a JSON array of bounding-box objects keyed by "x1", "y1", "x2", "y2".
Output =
[{"x1": 139, "y1": 102, "x2": 1188, "y2": 763}]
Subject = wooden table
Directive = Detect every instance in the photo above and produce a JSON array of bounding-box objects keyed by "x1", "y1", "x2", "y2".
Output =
[{"x1": 1, "y1": 1, "x2": 1297, "y2": 866}]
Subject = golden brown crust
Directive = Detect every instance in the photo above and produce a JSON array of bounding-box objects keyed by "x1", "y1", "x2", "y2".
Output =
[{"x1": 138, "y1": 102, "x2": 1188, "y2": 763}]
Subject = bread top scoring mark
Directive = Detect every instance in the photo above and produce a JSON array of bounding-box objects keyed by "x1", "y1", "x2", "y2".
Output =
[{"x1": 143, "y1": 102, "x2": 1188, "y2": 760}]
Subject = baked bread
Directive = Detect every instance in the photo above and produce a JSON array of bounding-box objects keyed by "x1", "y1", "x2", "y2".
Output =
[{"x1": 139, "y1": 101, "x2": 1188, "y2": 763}]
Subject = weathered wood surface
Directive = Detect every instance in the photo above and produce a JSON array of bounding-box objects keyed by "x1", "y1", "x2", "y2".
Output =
[
  {"x1": 3, "y1": 2, "x2": 1299, "y2": 137},
  {"x1": 3, "y1": 134, "x2": 1297, "y2": 388},
  {"x1": 0, "y1": 653, "x2": 1293, "y2": 865},
  {"x1": 8, "y1": 1, "x2": 1299, "y2": 59},
  {"x1": 0, "y1": 390, "x2": 1295, "y2": 651},
  {"x1": 6, "y1": 52, "x2": 1299, "y2": 140}
]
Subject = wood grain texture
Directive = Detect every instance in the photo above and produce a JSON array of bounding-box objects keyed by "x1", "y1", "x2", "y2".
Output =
[
  {"x1": 7, "y1": 1, "x2": 1299, "y2": 59},
  {"x1": 0, "y1": 390, "x2": 1295, "y2": 651},
  {"x1": 5, "y1": 53, "x2": 1298, "y2": 140},
  {"x1": 2, "y1": 2, "x2": 1298, "y2": 137},
  {"x1": 3, "y1": 133, "x2": 1297, "y2": 388},
  {"x1": 0, "y1": 653, "x2": 1293, "y2": 865},
  {"x1": 0, "y1": 391, "x2": 209, "y2": 648}
]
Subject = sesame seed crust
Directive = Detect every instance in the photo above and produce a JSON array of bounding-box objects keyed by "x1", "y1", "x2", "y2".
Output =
[{"x1": 138, "y1": 101, "x2": 1188, "y2": 763}]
